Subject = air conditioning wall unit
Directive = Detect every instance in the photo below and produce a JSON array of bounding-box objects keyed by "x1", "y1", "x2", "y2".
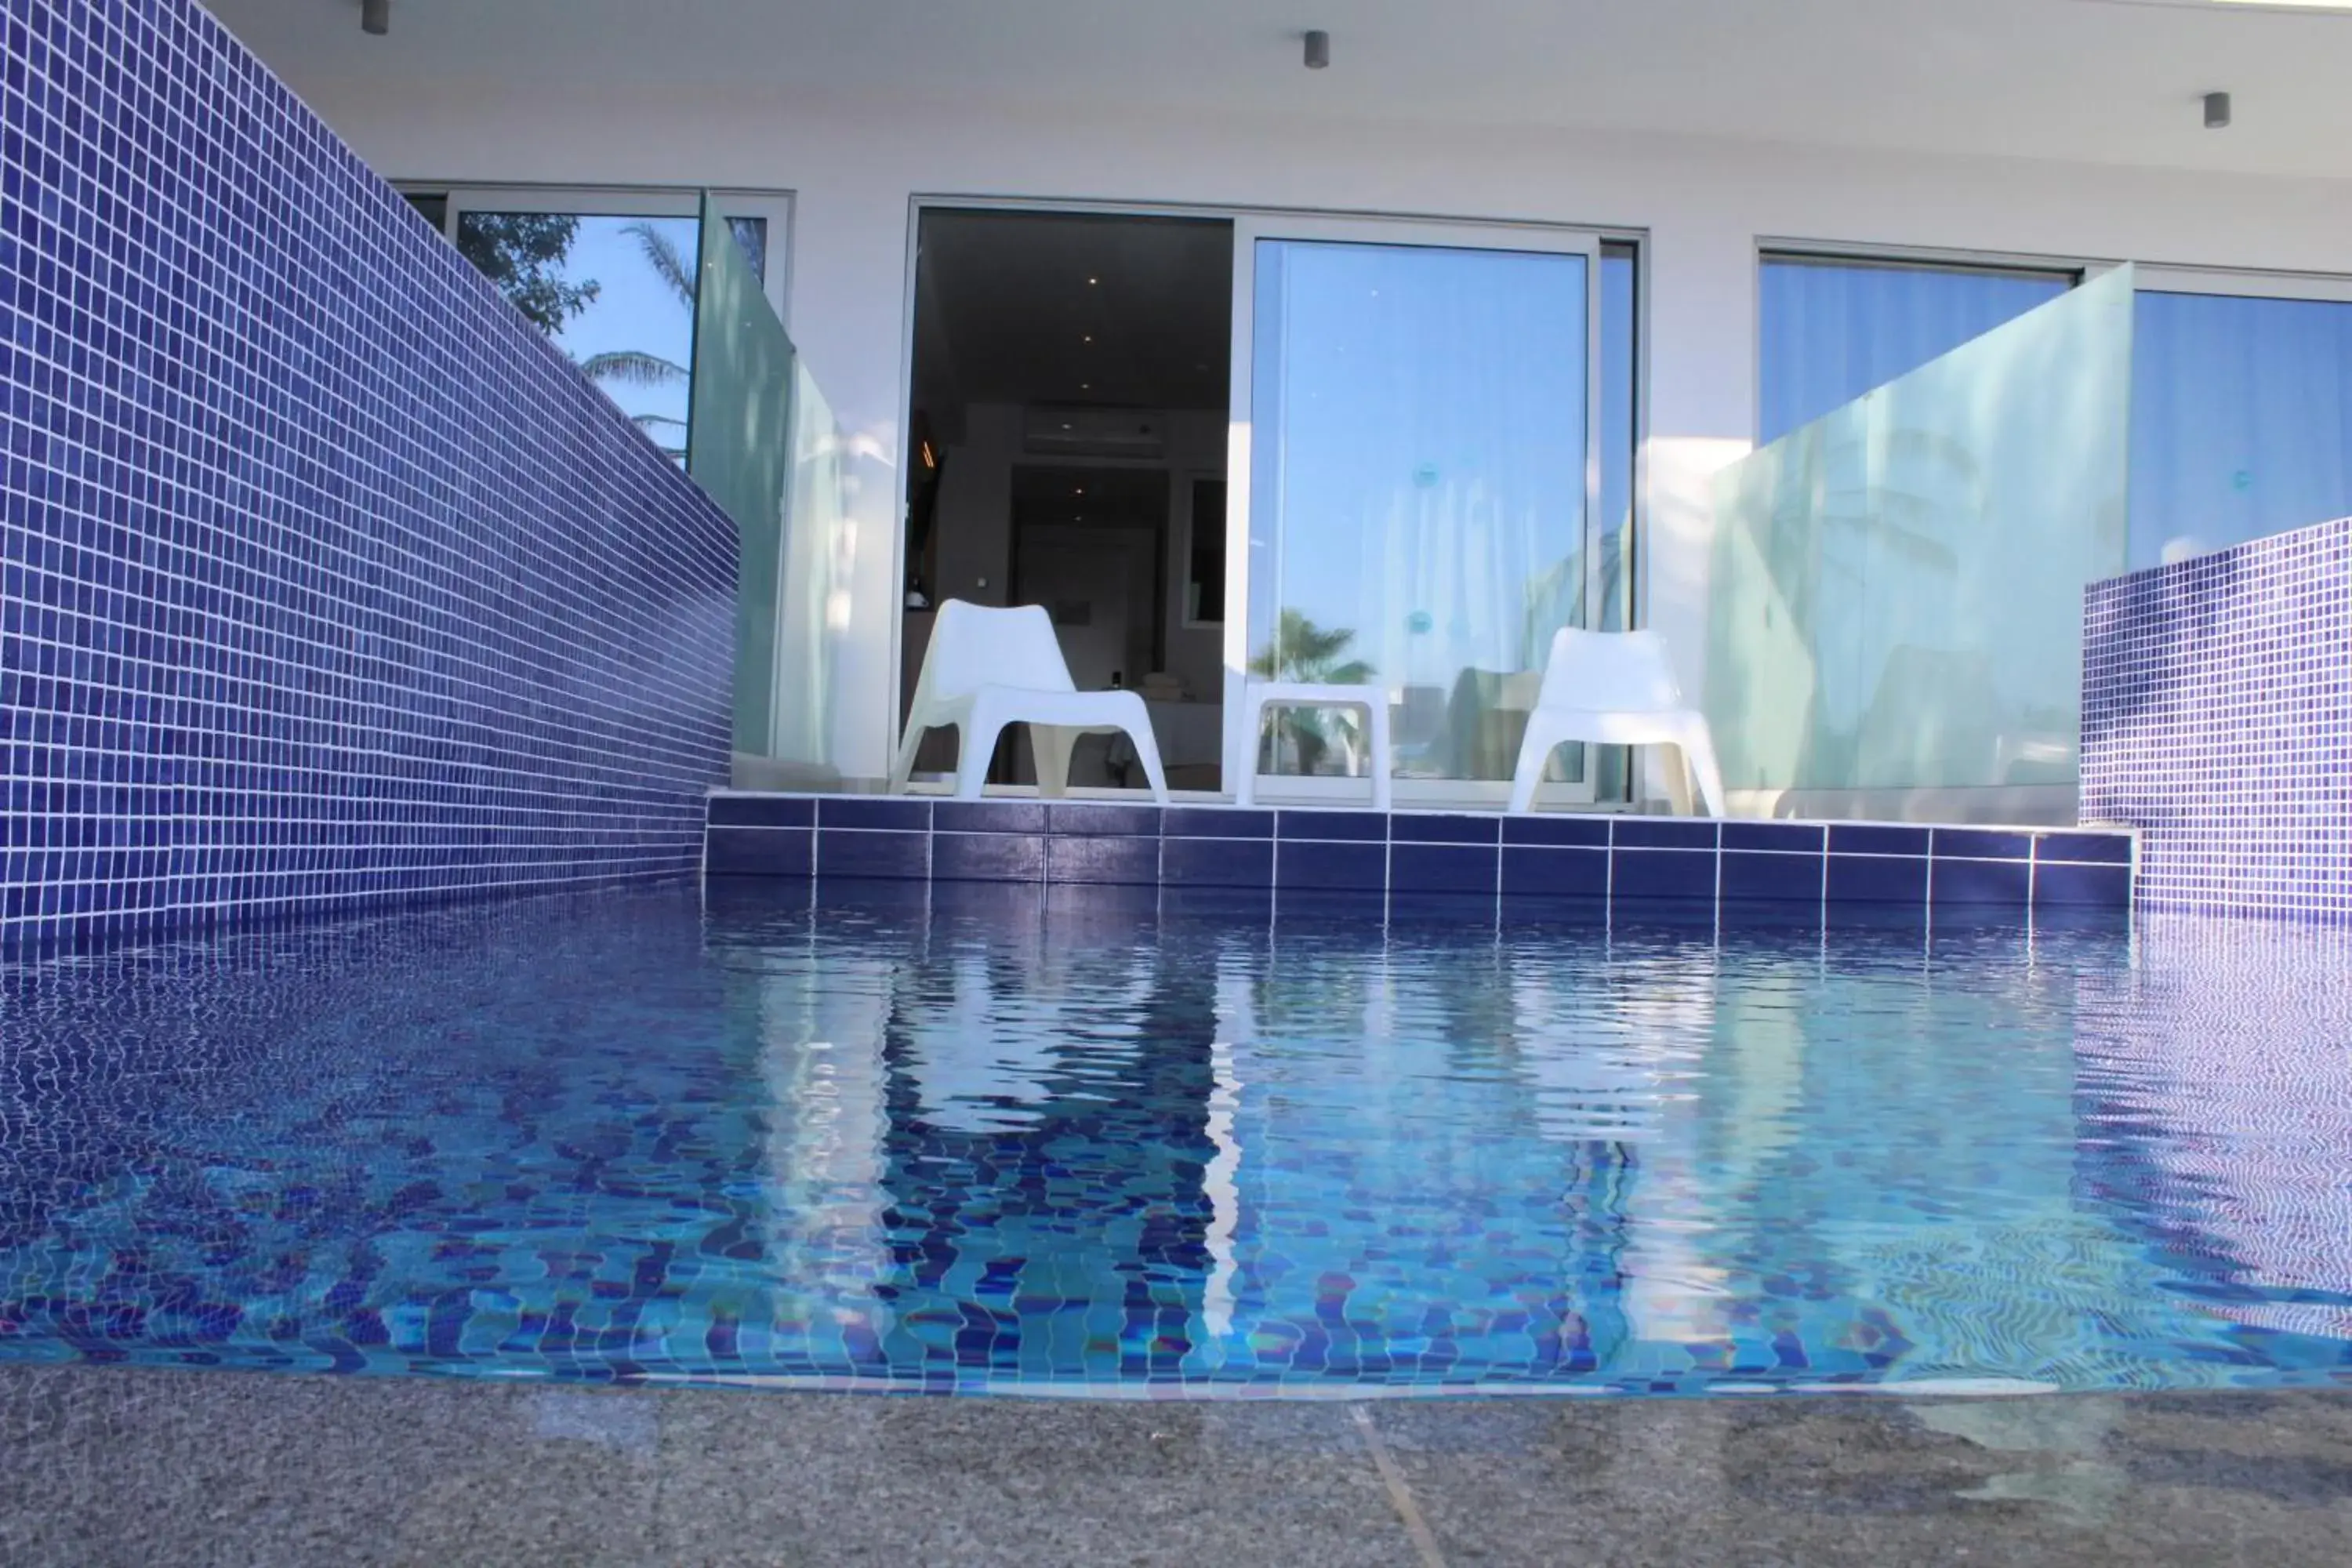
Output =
[{"x1": 1022, "y1": 405, "x2": 1167, "y2": 459}]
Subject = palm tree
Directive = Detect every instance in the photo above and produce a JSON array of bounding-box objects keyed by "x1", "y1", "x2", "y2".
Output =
[
  {"x1": 1250, "y1": 609, "x2": 1374, "y2": 775},
  {"x1": 576, "y1": 220, "x2": 696, "y2": 459}
]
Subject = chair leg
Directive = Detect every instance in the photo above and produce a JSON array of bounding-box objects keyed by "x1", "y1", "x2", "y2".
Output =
[
  {"x1": 1233, "y1": 698, "x2": 1264, "y2": 808},
  {"x1": 952, "y1": 717, "x2": 1007, "y2": 801},
  {"x1": 1657, "y1": 744, "x2": 1694, "y2": 817},
  {"x1": 888, "y1": 722, "x2": 926, "y2": 794},
  {"x1": 1507, "y1": 720, "x2": 1559, "y2": 815},
  {"x1": 1122, "y1": 723, "x2": 1171, "y2": 804},
  {"x1": 1681, "y1": 730, "x2": 1728, "y2": 818},
  {"x1": 1033, "y1": 725, "x2": 1076, "y2": 798}
]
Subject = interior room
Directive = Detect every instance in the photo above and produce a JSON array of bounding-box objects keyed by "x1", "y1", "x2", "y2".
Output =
[{"x1": 901, "y1": 208, "x2": 1234, "y2": 793}]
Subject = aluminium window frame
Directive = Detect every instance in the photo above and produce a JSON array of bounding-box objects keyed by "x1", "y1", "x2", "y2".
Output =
[
  {"x1": 893, "y1": 194, "x2": 1652, "y2": 806},
  {"x1": 397, "y1": 182, "x2": 796, "y2": 325}
]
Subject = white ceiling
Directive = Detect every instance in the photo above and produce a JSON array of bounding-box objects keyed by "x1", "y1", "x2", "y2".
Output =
[{"x1": 209, "y1": 0, "x2": 2352, "y2": 180}]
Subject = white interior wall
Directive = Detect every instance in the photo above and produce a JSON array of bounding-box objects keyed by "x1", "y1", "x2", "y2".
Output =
[
  {"x1": 300, "y1": 80, "x2": 2352, "y2": 786},
  {"x1": 931, "y1": 404, "x2": 1226, "y2": 702}
]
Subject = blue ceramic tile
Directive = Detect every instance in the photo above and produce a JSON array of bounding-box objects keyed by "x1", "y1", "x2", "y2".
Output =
[
  {"x1": 1611, "y1": 848, "x2": 1718, "y2": 899},
  {"x1": 2032, "y1": 862, "x2": 2132, "y2": 909},
  {"x1": 703, "y1": 827, "x2": 812, "y2": 877},
  {"x1": 0, "y1": 0, "x2": 741, "y2": 956},
  {"x1": 819, "y1": 797, "x2": 931, "y2": 833},
  {"x1": 1160, "y1": 886, "x2": 1274, "y2": 921},
  {"x1": 1931, "y1": 858, "x2": 2031, "y2": 906},
  {"x1": 1501, "y1": 815, "x2": 1612, "y2": 848},
  {"x1": 932, "y1": 833, "x2": 1046, "y2": 883},
  {"x1": 1721, "y1": 821, "x2": 1824, "y2": 853},
  {"x1": 934, "y1": 800, "x2": 1046, "y2": 834},
  {"x1": 1500, "y1": 845, "x2": 1609, "y2": 899},
  {"x1": 1046, "y1": 802, "x2": 1161, "y2": 837},
  {"x1": 1390, "y1": 813, "x2": 1500, "y2": 845},
  {"x1": 1718, "y1": 898, "x2": 1827, "y2": 930},
  {"x1": 1933, "y1": 828, "x2": 2034, "y2": 862},
  {"x1": 1163, "y1": 807, "x2": 1274, "y2": 839},
  {"x1": 1825, "y1": 854, "x2": 1929, "y2": 905},
  {"x1": 1276, "y1": 840, "x2": 1387, "y2": 891},
  {"x1": 1387, "y1": 891, "x2": 1504, "y2": 927},
  {"x1": 1828, "y1": 825, "x2": 1929, "y2": 857},
  {"x1": 816, "y1": 829, "x2": 930, "y2": 880},
  {"x1": 1606, "y1": 896, "x2": 1721, "y2": 929},
  {"x1": 1047, "y1": 836, "x2": 1161, "y2": 885},
  {"x1": 1162, "y1": 837, "x2": 1274, "y2": 889},
  {"x1": 1719, "y1": 850, "x2": 1823, "y2": 902},
  {"x1": 2034, "y1": 832, "x2": 2132, "y2": 866},
  {"x1": 1823, "y1": 901, "x2": 1931, "y2": 931},
  {"x1": 706, "y1": 796, "x2": 814, "y2": 829},
  {"x1": 1613, "y1": 818, "x2": 1720, "y2": 851},
  {"x1": 1497, "y1": 893, "x2": 1610, "y2": 927},
  {"x1": 2082, "y1": 517, "x2": 2347, "y2": 923},
  {"x1": 1276, "y1": 809, "x2": 1386, "y2": 843},
  {"x1": 1388, "y1": 843, "x2": 1499, "y2": 895}
]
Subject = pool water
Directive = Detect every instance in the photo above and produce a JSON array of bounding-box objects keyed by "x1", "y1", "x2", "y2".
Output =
[{"x1": 3, "y1": 880, "x2": 2349, "y2": 1398}]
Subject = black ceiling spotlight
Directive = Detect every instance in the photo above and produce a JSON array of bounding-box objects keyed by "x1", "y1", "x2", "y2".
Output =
[
  {"x1": 362, "y1": 0, "x2": 389, "y2": 36},
  {"x1": 1304, "y1": 29, "x2": 1330, "y2": 69},
  {"x1": 2204, "y1": 90, "x2": 2231, "y2": 129}
]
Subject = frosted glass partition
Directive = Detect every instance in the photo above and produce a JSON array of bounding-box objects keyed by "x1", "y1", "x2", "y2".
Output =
[
  {"x1": 775, "y1": 359, "x2": 844, "y2": 767},
  {"x1": 686, "y1": 194, "x2": 840, "y2": 768},
  {"x1": 1706, "y1": 265, "x2": 2135, "y2": 796}
]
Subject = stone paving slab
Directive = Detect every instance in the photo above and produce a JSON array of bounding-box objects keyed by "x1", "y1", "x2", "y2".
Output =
[{"x1": 3, "y1": 1365, "x2": 2349, "y2": 1566}]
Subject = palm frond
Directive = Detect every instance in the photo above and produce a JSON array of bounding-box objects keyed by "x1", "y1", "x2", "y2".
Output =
[
  {"x1": 623, "y1": 220, "x2": 696, "y2": 310},
  {"x1": 580, "y1": 349, "x2": 688, "y2": 387},
  {"x1": 632, "y1": 412, "x2": 688, "y2": 431}
]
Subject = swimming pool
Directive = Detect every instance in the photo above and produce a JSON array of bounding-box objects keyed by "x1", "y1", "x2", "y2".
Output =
[{"x1": 2, "y1": 880, "x2": 2348, "y2": 1398}]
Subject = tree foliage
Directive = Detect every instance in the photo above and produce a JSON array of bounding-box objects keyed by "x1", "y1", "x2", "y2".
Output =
[{"x1": 456, "y1": 212, "x2": 599, "y2": 335}]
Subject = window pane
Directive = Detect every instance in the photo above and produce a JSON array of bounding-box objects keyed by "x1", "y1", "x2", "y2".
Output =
[
  {"x1": 1759, "y1": 258, "x2": 2070, "y2": 443},
  {"x1": 456, "y1": 212, "x2": 703, "y2": 460},
  {"x1": 2129, "y1": 290, "x2": 2352, "y2": 568},
  {"x1": 401, "y1": 191, "x2": 448, "y2": 232},
  {"x1": 1592, "y1": 243, "x2": 1638, "y2": 800},
  {"x1": 1248, "y1": 240, "x2": 1588, "y2": 784}
]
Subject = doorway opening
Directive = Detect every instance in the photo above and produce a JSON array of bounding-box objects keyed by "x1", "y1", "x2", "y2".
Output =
[{"x1": 902, "y1": 208, "x2": 1234, "y2": 793}]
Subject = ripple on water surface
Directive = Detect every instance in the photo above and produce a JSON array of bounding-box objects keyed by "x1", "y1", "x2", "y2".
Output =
[{"x1": 2, "y1": 882, "x2": 2350, "y2": 1396}]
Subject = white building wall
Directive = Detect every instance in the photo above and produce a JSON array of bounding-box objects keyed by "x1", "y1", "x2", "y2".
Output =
[{"x1": 303, "y1": 81, "x2": 2352, "y2": 784}]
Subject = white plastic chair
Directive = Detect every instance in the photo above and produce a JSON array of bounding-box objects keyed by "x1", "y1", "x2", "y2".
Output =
[
  {"x1": 1234, "y1": 681, "x2": 1392, "y2": 811},
  {"x1": 891, "y1": 600, "x2": 1171, "y2": 803},
  {"x1": 1507, "y1": 628, "x2": 1725, "y2": 817}
]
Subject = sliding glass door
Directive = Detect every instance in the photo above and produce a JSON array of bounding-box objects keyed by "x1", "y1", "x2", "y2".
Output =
[{"x1": 1226, "y1": 221, "x2": 1601, "y2": 805}]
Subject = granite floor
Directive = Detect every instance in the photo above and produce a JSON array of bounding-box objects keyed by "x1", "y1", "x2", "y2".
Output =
[{"x1": 4, "y1": 1367, "x2": 2350, "y2": 1566}]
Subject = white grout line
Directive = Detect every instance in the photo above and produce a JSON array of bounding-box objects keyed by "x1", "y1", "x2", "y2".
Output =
[{"x1": 1351, "y1": 1404, "x2": 1449, "y2": 1568}]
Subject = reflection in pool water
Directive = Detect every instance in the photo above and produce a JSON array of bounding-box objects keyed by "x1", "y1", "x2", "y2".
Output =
[{"x1": 2, "y1": 881, "x2": 2347, "y2": 1397}]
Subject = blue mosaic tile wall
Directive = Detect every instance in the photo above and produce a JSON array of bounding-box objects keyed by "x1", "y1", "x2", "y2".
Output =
[
  {"x1": 706, "y1": 795, "x2": 2135, "y2": 918},
  {"x1": 0, "y1": 0, "x2": 739, "y2": 957},
  {"x1": 2082, "y1": 515, "x2": 2352, "y2": 924}
]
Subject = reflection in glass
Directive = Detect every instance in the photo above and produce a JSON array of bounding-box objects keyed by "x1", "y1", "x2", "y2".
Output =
[
  {"x1": 1759, "y1": 256, "x2": 2071, "y2": 445},
  {"x1": 452, "y1": 212, "x2": 766, "y2": 463},
  {"x1": 1247, "y1": 241, "x2": 1590, "y2": 786},
  {"x1": 1708, "y1": 267, "x2": 2134, "y2": 794},
  {"x1": 2129, "y1": 289, "x2": 2352, "y2": 569}
]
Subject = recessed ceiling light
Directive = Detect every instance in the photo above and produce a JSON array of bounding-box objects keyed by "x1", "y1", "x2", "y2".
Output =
[
  {"x1": 1083, "y1": 334, "x2": 1093, "y2": 343},
  {"x1": 1087, "y1": 276, "x2": 1099, "y2": 285}
]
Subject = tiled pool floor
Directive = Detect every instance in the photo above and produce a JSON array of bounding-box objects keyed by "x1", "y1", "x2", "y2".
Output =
[
  {"x1": 3, "y1": 878, "x2": 2349, "y2": 1398},
  {"x1": 5, "y1": 1362, "x2": 2350, "y2": 1566}
]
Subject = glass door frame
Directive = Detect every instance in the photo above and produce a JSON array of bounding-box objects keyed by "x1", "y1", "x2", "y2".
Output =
[{"x1": 1222, "y1": 215, "x2": 1606, "y2": 810}]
